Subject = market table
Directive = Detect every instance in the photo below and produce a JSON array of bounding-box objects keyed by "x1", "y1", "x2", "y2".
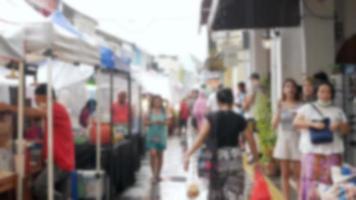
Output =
[{"x1": 75, "y1": 137, "x2": 142, "y2": 195}]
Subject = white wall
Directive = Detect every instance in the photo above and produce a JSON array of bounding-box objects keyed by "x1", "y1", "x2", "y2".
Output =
[
  {"x1": 302, "y1": 0, "x2": 335, "y2": 74},
  {"x1": 280, "y1": 27, "x2": 305, "y2": 82},
  {"x1": 303, "y1": 18, "x2": 335, "y2": 74},
  {"x1": 270, "y1": 35, "x2": 282, "y2": 113},
  {"x1": 250, "y1": 30, "x2": 270, "y2": 77}
]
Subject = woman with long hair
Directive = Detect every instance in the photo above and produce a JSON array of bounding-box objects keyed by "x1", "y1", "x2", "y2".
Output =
[
  {"x1": 184, "y1": 88, "x2": 258, "y2": 199},
  {"x1": 302, "y1": 77, "x2": 315, "y2": 103},
  {"x1": 145, "y1": 95, "x2": 168, "y2": 183},
  {"x1": 294, "y1": 82, "x2": 350, "y2": 199},
  {"x1": 272, "y1": 78, "x2": 301, "y2": 200},
  {"x1": 234, "y1": 82, "x2": 247, "y2": 114},
  {"x1": 192, "y1": 91, "x2": 208, "y2": 131}
]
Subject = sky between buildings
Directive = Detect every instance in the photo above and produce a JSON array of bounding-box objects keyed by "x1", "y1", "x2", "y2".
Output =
[{"x1": 65, "y1": 0, "x2": 208, "y2": 62}]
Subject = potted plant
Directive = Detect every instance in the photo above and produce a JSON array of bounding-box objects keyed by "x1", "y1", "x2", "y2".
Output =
[{"x1": 254, "y1": 77, "x2": 278, "y2": 176}]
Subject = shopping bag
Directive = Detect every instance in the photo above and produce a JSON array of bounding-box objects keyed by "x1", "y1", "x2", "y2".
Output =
[
  {"x1": 186, "y1": 156, "x2": 201, "y2": 199},
  {"x1": 250, "y1": 170, "x2": 271, "y2": 200}
]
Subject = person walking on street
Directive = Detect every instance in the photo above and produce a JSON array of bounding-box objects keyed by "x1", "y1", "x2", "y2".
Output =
[
  {"x1": 79, "y1": 99, "x2": 97, "y2": 128},
  {"x1": 243, "y1": 73, "x2": 262, "y2": 120},
  {"x1": 112, "y1": 91, "x2": 131, "y2": 136},
  {"x1": 242, "y1": 73, "x2": 262, "y2": 199},
  {"x1": 234, "y1": 82, "x2": 247, "y2": 114},
  {"x1": 302, "y1": 77, "x2": 315, "y2": 103},
  {"x1": 184, "y1": 88, "x2": 259, "y2": 200},
  {"x1": 145, "y1": 96, "x2": 169, "y2": 183},
  {"x1": 272, "y1": 78, "x2": 302, "y2": 200},
  {"x1": 207, "y1": 84, "x2": 223, "y2": 113},
  {"x1": 293, "y1": 81, "x2": 350, "y2": 200},
  {"x1": 188, "y1": 89, "x2": 199, "y2": 112},
  {"x1": 192, "y1": 91, "x2": 208, "y2": 132},
  {"x1": 179, "y1": 97, "x2": 190, "y2": 136}
]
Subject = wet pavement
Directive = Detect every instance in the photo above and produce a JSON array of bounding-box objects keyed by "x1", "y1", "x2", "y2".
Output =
[
  {"x1": 119, "y1": 136, "x2": 208, "y2": 200},
  {"x1": 118, "y1": 130, "x2": 297, "y2": 200}
]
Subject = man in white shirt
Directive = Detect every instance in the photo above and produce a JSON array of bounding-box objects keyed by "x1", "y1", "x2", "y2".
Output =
[
  {"x1": 243, "y1": 73, "x2": 261, "y2": 120},
  {"x1": 207, "y1": 84, "x2": 223, "y2": 113}
]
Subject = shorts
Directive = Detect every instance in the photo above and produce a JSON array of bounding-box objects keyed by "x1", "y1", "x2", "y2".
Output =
[{"x1": 146, "y1": 142, "x2": 166, "y2": 151}]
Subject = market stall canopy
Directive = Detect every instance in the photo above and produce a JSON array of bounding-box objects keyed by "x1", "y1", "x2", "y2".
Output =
[
  {"x1": 0, "y1": 0, "x2": 100, "y2": 66},
  {"x1": 37, "y1": 60, "x2": 95, "y2": 90},
  {"x1": 50, "y1": 11, "x2": 100, "y2": 65},
  {"x1": 117, "y1": 43, "x2": 133, "y2": 72},
  {"x1": 0, "y1": 35, "x2": 22, "y2": 62},
  {"x1": 132, "y1": 68, "x2": 172, "y2": 101},
  {"x1": 0, "y1": 0, "x2": 43, "y2": 63}
]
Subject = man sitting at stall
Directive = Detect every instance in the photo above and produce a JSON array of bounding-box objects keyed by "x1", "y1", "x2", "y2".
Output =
[
  {"x1": 112, "y1": 91, "x2": 131, "y2": 137},
  {"x1": 0, "y1": 84, "x2": 75, "y2": 199},
  {"x1": 30, "y1": 84, "x2": 75, "y2": 199}
]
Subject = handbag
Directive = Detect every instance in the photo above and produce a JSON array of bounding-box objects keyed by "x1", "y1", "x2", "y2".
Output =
[
  {"x1": 309, "y1": 104, "x2": 334, "y2": 144},
  {"x1": 250, "y1": 170, "x2": 272, "y2": 200}
]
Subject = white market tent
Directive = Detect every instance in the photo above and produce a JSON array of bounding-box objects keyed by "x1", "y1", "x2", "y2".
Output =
[
  {"x1": 131, "y1": 67, "x2": 172, "y2": 102},
  {"x1": 0, "y1": 1, "x2": 101, "y2": 200},
  {"x1": 0, "y1": 0, "x2": 100, "y2": 65}
]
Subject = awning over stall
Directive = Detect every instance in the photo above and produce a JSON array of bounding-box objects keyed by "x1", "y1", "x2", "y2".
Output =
[
  {"x1": 0, "y1": 0, "x2": 100, "y2": 65},
  {"x1": 132, "y1": 69, "x2": 171, "y2": 101},
  {"x1": 37, "y1": 60, "x2": 95, "y2": 89}
]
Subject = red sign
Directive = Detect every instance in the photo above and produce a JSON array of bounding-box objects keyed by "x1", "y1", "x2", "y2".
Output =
[{"x1": 26, "y1": 0, "x2": 58, "y2": 16}]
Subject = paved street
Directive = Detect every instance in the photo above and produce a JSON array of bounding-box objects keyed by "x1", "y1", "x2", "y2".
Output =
[
  {"x1": 119, "y1": 136, "x2": 208, "y2": 200},
  {"x1": 119, "y1": 130, "x2": 296, "y2": 200}
]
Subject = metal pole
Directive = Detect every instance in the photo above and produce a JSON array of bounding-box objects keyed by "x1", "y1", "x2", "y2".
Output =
[
  {"x1": 138, "y1": 86, "x2": 143, "y2": 136},
  {"x1": 47, "y1": 57, "x2": 54, "y2": 200},
  {"x1": 110, "y1": 72, "x2": 114, "y2": 144},
  {"x1": 109, "y1": 71, "x2": 114, "y2": 199},
  {"x1": 96, "y1": 69, "x2": 102, "y2": 170},
  {"x1": 127, "y1": 73, "x2": 132, "y2": 136},
  {"x1": 16, "y1": 61, "x2": 25, "y2": 200},
  {"x1": 95, "y1": 69, "x2": 102, "y2": 200}
]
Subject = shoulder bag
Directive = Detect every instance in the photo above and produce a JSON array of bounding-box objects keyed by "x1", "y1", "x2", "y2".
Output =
[{"x1": 309, "y1": 104, "x2": 334, "y2": 144}]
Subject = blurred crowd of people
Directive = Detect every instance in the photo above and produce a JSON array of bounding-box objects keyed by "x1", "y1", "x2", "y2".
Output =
[{"x1": 177, "y1": 71, "x2": 351, "y2": 200}]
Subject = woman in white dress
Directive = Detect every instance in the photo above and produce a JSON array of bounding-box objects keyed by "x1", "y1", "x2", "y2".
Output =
[{"x1": 272, "y1": 78, "x2": 301, "y2": 200}]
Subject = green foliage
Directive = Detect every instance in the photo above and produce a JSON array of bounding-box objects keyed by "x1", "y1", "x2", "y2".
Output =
[{"x1": 255, "y1": 77, "x2": 277, "y2": 163}]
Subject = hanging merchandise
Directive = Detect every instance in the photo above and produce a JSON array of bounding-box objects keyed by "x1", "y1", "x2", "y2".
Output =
[
  {"x1": 37, "y1": 61, "x2": 95, "y2": 90},
  {"x1": 89, "y1": 122, "x2": 111, "y2": 145},
  {"x1": 100, "y1": 47, "x2": 115, "y2": 70}
]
